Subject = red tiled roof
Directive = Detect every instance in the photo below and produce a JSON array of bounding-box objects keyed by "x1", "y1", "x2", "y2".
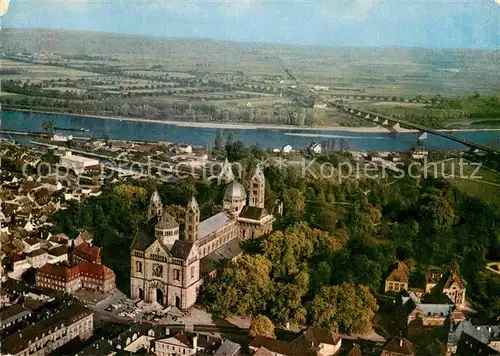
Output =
[
  {"x1": 74, "y1": 242, "x2": 101, "y2": 261},
  {"x1": 78, "y1": 262, "x2": 114, "y2": 280},
  {"x1": 37, "y1": 263, "x2": 80, "y2": 281},
  {"x1": 249, "y1": 336, "x2": 291, "y2": 355},
  {"x1": 49, "y1": 233, "x2": 69, "y2": 243},
  {"x1": 173, "y1": 331, "x2": 193, "y2": 348},
  {"x1": 383, "y1": 337, "x2": 414, "y2": 355},
  {"x1": 3, "y1": 252, "x2": 22, "y2": 263},
  {"x1": 347, "y1": 345, "x2": 362, "y2": 356},
  {"x1": 253, "y1": 346, "x2": 274, "y2": 356}
]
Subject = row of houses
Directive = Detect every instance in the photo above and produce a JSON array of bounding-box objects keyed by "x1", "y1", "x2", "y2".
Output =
[
  {"x1": 0, "y1": 300, "x2": 94, "y2": 356},
  {"x1": 77, "y1": 325, "x2": 241, "y2": 356}
]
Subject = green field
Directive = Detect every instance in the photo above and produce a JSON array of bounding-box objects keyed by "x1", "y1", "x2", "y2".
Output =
[
  {"x1": 1, "y1": 28, "x2": 499, "y2": 127},
  {"x1": 436, "y1": 158, "x2": 500, "y2": 206}
]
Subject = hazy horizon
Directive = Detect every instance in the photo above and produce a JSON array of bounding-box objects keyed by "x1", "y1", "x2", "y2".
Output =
[
  {"x1": 4, "y1": 26, "x2": 500, "y2": 52},
  {"x1": 2, "y1": 0, "x2": 499, "y2": 49}
]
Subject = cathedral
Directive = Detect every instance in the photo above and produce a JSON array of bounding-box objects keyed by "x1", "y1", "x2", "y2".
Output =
[{"x1": 130, "y1": 165, "x2": 275, "y2": 310}]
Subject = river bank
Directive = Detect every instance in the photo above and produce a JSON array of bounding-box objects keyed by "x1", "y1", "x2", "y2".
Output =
[
  {"x1": 3, "y1": 109, "x2": 499, "y2": 152},
  {"x1": 6, "y1": 107, "x2": 500, "y2": 133}
]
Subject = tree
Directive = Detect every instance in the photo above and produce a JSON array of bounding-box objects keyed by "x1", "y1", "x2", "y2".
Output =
[
  {"x1": 226, "y1": 140, "x2": 250, "y2": 162},
  {"x1": 214, "y1": 129, "x2": 225, "y2": 155},
  {"x1": 200, "y1": 254, "x2": 273, "y2": 317},
  {"x1": 310, "y1": 283, "x2": 378, "y2": 335},
  {"x1": 249, "y1": 315, "x2": 276, "y2": 338},
  {"x1": 42, "y1": 120, "x2": 54, "y2": 137},
  {"x1": 282, "y1": 187, "x2": 306, "y2": 221},
  {"x1": 226, "y1": 131, "x2": 234, "y2": 146}
]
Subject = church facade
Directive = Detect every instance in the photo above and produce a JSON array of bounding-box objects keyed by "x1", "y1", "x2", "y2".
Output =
[{"x1": 130, "y1": 165, "x2": 275, "y2": 310}]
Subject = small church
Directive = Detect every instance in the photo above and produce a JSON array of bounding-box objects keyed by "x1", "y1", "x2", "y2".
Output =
[{"x1": 129, "y1": 164, "x2": 275, "y2": 310}]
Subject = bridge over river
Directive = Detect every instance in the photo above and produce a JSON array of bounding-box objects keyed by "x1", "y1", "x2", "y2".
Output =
[{"x1": 331, "y1": 103, "x2": 499, "y2": 154}]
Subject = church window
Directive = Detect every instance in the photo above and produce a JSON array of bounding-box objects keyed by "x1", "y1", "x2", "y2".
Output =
[
  {"x1": 191, "y1": 266, "x2": 195, "y2": 278},
  {"x1": 136, "y1": 261, "x2": 142, "y2": 273},
  {"x1": 173, "y1": 269, "x2": 180, "y2": 281}
]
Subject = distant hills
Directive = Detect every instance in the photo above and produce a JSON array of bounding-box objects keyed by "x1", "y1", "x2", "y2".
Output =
[{"x1": 3, "y1": 28, "x2": 498, "y2": 67}]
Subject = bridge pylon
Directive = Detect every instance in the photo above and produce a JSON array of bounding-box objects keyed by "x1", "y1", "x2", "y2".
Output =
[{"x1": 418, "y1": 132, "x2": 428, "y2": 140}]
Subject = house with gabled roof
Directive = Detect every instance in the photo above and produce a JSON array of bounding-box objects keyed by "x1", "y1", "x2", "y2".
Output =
[
  {"x1": 249, "y1": 327, "x2": 342, "y2": 356},
  {"x1": 447, "y1": 320, "x2": 500, "y2": 355},
  {"x1": 384, "y1": 261, "x2": 409, "y2": 293},
  {"x1": 155, "y1": 331, "x2": 198, "y2": 356},
  {"x1": 381, "y1": 337, "x2": 415, "y2": 356}
]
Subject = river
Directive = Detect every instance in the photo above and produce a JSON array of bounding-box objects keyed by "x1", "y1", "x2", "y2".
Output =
[{"x1": 1, "y1": 110, "x2": 499, "y2": 152}]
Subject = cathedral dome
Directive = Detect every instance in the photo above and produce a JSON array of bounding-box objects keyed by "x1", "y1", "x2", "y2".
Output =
[{"x1": 224, "y1": 181, "x2": 246, "y2": 200}]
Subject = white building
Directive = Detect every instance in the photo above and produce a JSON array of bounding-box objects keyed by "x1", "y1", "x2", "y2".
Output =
[
  {"x1": 178, "y1": 144, "x2": 193, "y2": 154},
  {"x1": 282, "y1": 145, "x2": 293, "y2": 154},
  {"x1": 0, "y1": 302, "x2": 93, "y2": 356},
  {"x1": 60, "y1": 152, "x2": 100, "y2": 174},
  {"x1": 313, "y1": 102, "x2": 328, "y2": 109},
  {"x1": 52, "y1": 134, "x2": 73, "y2": 142},
  {"x1": 309, "y1": 143, "x2": 322, "y2": 155},
  {"x1": 155, "y1": 332, "x2": 197, "y2": 356},
  {"x1": 410, "y1": 147, "x2": 428, "y2": 160}
]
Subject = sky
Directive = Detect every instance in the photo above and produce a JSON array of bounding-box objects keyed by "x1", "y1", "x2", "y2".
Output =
[{"x1": 2, "y1": 0, "x2": 499, "y2": 48}]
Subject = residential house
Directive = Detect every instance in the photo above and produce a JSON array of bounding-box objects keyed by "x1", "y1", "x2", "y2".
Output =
[
  {"x1": 23, "y1": 237, "x2": 43, "y2": 253},
  {"x1": 426, "y1": 270, "x2": 467, "y2": 306},
  {"x1": 410, "y1": 147, "x2": 428, "y2": 160},
  {"x1": 76, "y1": 325, "x2": 221, "y2": 356},
  {"x1": 249, "y1": 327, "x2": 342, "y2": 356},
  {"x1": 74, "y1": 230, "x2": 93, "y2": 247},
  {"x1": 177, "y1": 144, "x2": 193, "y2": 154},
  {"x1": 309, "y1": 143, "x2": 322, "y2": 155},
  {"x1": 282, "y1": 145, "x2": 293, "y2": 154},
  {"x1": 385, "y1": 261, "x2": 409, "y2": 293},
  {"x1": 155, "y1": 331, "x2": 198, "y2": 356},
  {"x1": 381, "y1": 337, "x2": 415, "y2": 356},
  {"x1": 402, "y1": 291, "x2": 465, "y2": 327},
  {"x1": 0, "y1": 304, "x2": 33, "y2": 330},
  {"x1": 47, "y1": 233, "x2": 70, "y2": 247},
  {"x1": 47, "y1": 245, "x2": 69, "y2": 264},
  {"x1": 313, "y1": 102, "x2": 328, "y2": 109},
  {"x1": 26, "y1": 248, "x2": 48, "y2": 268},
  {"x1": 71, "y1": 242, "x2": 101, "y2": 264},
  {"x1": 214, "y1": 340, "x2": 241, "y2": 356},
  {"x1": 447, "y1": 320, "x2": 500, "y2": 355}
]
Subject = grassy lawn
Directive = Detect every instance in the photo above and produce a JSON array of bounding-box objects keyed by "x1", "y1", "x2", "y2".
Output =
[{"x1": 437, "y1": 158, "x2": 500, "y2": 207}]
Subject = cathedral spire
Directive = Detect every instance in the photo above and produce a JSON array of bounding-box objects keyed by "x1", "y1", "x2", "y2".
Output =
[
  {"x1": 249, "y1": 165, "x2": 265, "y2": 208},
  {"x1": 148, "y1": 190, "x2": 163, "y2": 221},
  {"x1": 185, "y1": 196, "x2": 200, "y2": 242},
  {"x1": 217, "y1": 158, "x2": 235, "y2": 185}
]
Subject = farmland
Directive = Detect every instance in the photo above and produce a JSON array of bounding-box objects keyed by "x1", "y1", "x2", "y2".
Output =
[{"x1": 1, "y1": 28, "x2": 499, "y2": 128}]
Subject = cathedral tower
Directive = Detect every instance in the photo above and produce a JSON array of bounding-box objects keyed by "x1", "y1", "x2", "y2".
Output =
[
  {"x1": 249, "y1": 165, "x2": 265, "y2": 208},
  {"x1": 148, "y1": 190, "x2": 163, "y2": 221},
  {"x1": 185, "y1": 196, "x2": 200, "y2": 242}
]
